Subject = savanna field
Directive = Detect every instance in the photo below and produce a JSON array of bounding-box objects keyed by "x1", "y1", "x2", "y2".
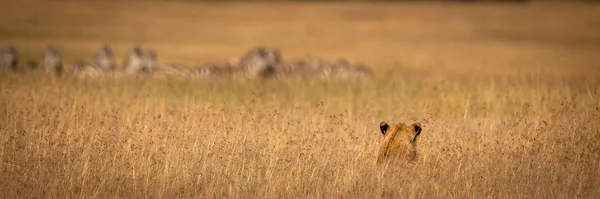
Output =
[{"x1": 1, "y1": 1, "x2": 600, "y2": 198}]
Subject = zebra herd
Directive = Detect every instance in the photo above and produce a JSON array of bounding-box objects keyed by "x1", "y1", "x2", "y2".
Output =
[{"x1": 0, "y1": 45, "x2": 374, "y2": 81}]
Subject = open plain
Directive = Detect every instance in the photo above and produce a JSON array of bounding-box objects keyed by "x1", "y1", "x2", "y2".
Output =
[{"x1": 1, "y1": 1, "x2": 600, "y2": 198}]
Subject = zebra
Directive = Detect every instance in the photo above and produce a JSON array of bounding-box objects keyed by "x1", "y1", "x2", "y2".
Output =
[
  {"x1": 40, "y1": 46, "x2": 63, "y2": 76},
  {"x1": 122, "y1": 46, "x2": 146, "y2": 74},
  {"x1": 237, "y1": 47, "x2": 281, "y2": 79},
  {"x1": 151, "y1": 63, "x2": 191, "y2": 79},
  {"x1": 122, "y1": 46, "x2": 158, "y2": 75},
  {"x1": 142, "y1": 49, "x2": 157, "y2": 72},
  {"x1": 95, "y1": 45, "x2": 115, "y2": 71},
  {"x1": 71, "y1": 59, "x2": 88, "y2": 74},
  {"x1": 192, "y1": 63, "x2": 237, "y2": 79},
  {"x1": 344, "y1": 64, "x2": 374, "y2": 81},
  {"x1": 71, "y1": 59, "x2": 104, "y2": 78},
  {"x1": 321, "y1": 58, "x2": 373, "y2": 81},
  {"x1": 322, "y1": 58, "x2": 349, "y2": 79},
  {"x1": 277, "y1": 57, "x2": 329, "y2": 79},
  {"x1": 1, "y1": 45, "x2": 18, "y2": 72}
]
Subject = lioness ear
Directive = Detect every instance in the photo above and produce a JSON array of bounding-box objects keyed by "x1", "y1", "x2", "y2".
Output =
[
  {"x1": 380, "y1": 122, "x2": 389, "y2": 135},
  {"x1": 412, "y1": 123, "x2": 422, "y2": 136}
]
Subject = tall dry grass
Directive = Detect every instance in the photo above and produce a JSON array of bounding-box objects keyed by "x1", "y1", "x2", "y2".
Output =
[
  {"x1": 1, "y1": 74, "x2": 598, "y2": 198},
  {"x1": 1, "y1": 1, "x2": 600, "y2": 198}
]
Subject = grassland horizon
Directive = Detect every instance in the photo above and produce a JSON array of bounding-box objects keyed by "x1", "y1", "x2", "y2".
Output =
[{"x1": 1, "y1": 1, "x2": 600, "y2": 198}]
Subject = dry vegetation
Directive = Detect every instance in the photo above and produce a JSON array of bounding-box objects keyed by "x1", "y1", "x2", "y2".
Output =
[{"x1": 1, "y1": 1, "x2": 600, "y2": 198}]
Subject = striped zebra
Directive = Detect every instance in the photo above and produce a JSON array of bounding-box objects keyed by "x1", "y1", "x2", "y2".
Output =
[
  {"x1": 192, "y1": 63, "x2": 237, "y2": 79},
  {"x1": 40, "y1": 46, "x2": 63, "y2": 76},
  {"x1": 142, "y1": 50, "x2": 157, "y2": 72},
  {"x1": 95, "y1": 45, "x2": 115, "y2": 71},
  {"x1": 1, "y1": 45, "x2": 18, "y2": 72},
  {"x1": 71, "y1": 59, "x2": 105, "y2": 79},
  {"x1": 151, "y1": 63, "x2": 191, "y2": 79},
  {"x1": 152, "y1": 63, "x2": 236, "y2": 80},
  {"x1": 321, "y1": 59, "x2": 373, "y2": 81},
  {"x1": 276, "y1": 58, "x2": 324, "y2": 79},
  {"x1": 237, "y1": 47, "x2": 281, "y2": 79},
  {"x1": 122, "y1": 46, "x2": 146, "y2": 74}
]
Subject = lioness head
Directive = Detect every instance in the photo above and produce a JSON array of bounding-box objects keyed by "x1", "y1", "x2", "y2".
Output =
[{"x1": 377, "y1": 121, "x2": 423, "y2": 164}]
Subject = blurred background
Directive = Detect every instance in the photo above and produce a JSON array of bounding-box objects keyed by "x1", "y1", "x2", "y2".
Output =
[{"x1": 1, "y1": 0, "x2": 599, "y2": 78}]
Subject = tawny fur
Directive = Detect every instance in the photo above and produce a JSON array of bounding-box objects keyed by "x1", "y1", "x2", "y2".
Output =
[{"x1": 377, "y1": 121, "x2": 422, "y2": 164}]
